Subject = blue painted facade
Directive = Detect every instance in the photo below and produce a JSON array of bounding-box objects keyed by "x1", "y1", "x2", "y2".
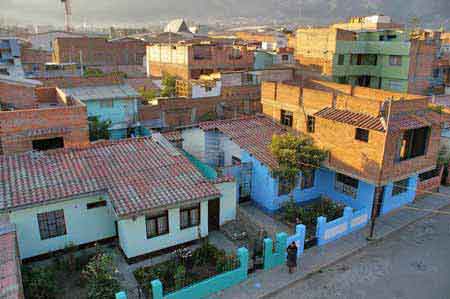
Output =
[
  {"x1": 253, "y1": 51, "x2": 274, "y2": 70},
  {"x1": 240, "y1": 148, "x2": 416, "y2": 217}
]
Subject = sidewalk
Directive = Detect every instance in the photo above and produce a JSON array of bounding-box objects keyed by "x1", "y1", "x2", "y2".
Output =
[{"x1": 211, "y1": 187, "x2": 450, "y2": 299}]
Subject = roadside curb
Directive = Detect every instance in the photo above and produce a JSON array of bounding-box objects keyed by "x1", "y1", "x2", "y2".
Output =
[{"x1": 256, "y1": 203, "x2": 450, "y2": 299}]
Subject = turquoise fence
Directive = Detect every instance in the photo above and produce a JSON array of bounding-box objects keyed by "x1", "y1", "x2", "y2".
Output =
[
  {"x1": 316, "y1": 207, "x2": 369, "y2": 246},
  {"x1": 263, "y1": 232, "x2": 288, "y2": 271},
  {"x1": 115, "y1": 247, "x2": 249, "y2": 299},
  {"x1": 182, "y1": 150, "x2": 218, "y2": 181},
  {"x1": 286, "y1": 224, "x2": 306, "y2": 257}
]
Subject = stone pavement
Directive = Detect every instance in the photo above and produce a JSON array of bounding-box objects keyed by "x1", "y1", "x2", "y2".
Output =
[{"x1": 210, "y1": 187, "x2": 450, "y2": 299}]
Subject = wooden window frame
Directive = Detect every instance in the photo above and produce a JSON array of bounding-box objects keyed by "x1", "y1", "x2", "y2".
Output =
[
  {"x1": 146, "y1": 211, "x2": 169, "y2": 239},
  {"x1": 37, "y1": 209, "x2": 67, "y2": 240},
  {"x1": 280, "y1": 109, "x2": 293, "y2": 127},
  {"x1": 180, "y1": 204, "x2": 201, "y2": 230}
]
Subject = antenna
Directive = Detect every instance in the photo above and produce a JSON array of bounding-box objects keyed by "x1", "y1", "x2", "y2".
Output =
[{"x1": 60, "y1": 0, "x2": 73, "y2": 32}]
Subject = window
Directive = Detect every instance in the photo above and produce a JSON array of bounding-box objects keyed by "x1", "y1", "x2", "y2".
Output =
[
  {"x1": 335, "y1": 173, "x2": 359, "y2": 198},
  {"x1": 146, "y1": 212, "x2": 169, "y2": 238},
  {"x1": 100, "y1": 100, "x2": 114, "y2": 108},
  {"x1": 301, "y1": 171, "x2": 315, "y2": 190},
  {"x1": 278, "y1": 177, "x2": 295, "y2": 196},
  {"x1": 355, "y1": 128, "x2": 369, "y2": 142},
  {"x1": 180, "y1": 205, "x2": 200, "y2": 229},
  {"x1": 388, "y1": 80, "x2": 404, "y2": 91},
  {"x1": 32, "y1": 137, "x2": 64, "y2": 151},
  {"x1": 398, "y1": 127, "x2": 430, "y2": 161},
  {"x1": 389, "y1": 55, "x2": 402, "y2": 66},
  {"x1": 232, "y1": 156, "x2": 241, "y2": 165},
  {"x1": 419, "y1": 168, "x2": 441, "y2": 181},
  {"x1": 282, "y1": 54, "x2": 289, "y2": 61},
  {"x1": 307, "y1": 115, "x2": 315, "y2": 133},
  {"x1": 392, "y1": 178, "x2": 408, "y2": 196},
  {"x1": 37, "y1": 210, "x2": 67, "y2": 240},
  {"x1": 87, "y1": 200, "x2": 107, "y2": 209},
  {"x1": 337, "y1": 54, "x2": 345, "y2": 65},
  {"x1": 205, "y1": 86, "x2": 212, "y2": 92},
  {"x1": 280, "y1": 109, "x2": 293, "y2": 127}
]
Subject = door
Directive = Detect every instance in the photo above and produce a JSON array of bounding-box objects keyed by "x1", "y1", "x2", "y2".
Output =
[{"x1": 208, "y1": 198, "x2": 220, "y2": 232}]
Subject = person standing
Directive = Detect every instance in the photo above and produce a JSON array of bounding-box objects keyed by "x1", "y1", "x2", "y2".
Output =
[{"x1": 286, "y1": 241, "x2": 298, "y2": 274}]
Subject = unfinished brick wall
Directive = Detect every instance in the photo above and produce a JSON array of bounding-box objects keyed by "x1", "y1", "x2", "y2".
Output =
[
  {"x1": 53, "y1": 37, "x2": 147, "y2": 66},
  {"x1": 39, "y1": 75, "x2": 124, "y2": 88},
  {"x1": 261, "y1": 80, "x2": 441, "y2": 185},
  {"x1": 20, "y1": 47, "x2": 52, "y2": 74},
  {"x1": 407, "y1": 34, "x2": 441, "y2": 95},
  {"x1": 0, "y1": 104, "x2": 89, "y2": 155},
  {"x1": 0, "y1": 81, "x2": 37, "y2": 109}
]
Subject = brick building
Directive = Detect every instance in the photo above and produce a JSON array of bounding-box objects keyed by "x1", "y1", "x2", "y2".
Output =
[
  {"x1": 0, "y1": 86, "x2": 89, "y2": 155},
  {"x1": 0, "y1": 75, "x2": 42, "y2": 109},
  {"x1": 52, "y1": 37, "x2": 147, "y2": 75},
  {"x1": 147, "y1": 40, "x2": 254, "y2": 80},
  {"x1": 261, "y1": 79, "x2": 442, "y2": 214},
  {"x1": 140, "y1": 68, "x2": 294, "y2": 129},
  {"x1": 294, "y1": 17, "x2": 445, "y2": 95}
]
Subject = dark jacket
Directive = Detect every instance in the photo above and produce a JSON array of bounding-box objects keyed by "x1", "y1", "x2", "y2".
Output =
[{"x1": 287, "y1": 243, "x2": 298, "y2": 267}]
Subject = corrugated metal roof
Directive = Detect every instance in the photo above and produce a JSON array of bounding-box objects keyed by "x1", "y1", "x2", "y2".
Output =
[
  {"x1": 62, "y1": 84, "x2": 139, "y2": 101},
  {"x1": 314, "y1": 107, "x2": 385, "y2": 132}
]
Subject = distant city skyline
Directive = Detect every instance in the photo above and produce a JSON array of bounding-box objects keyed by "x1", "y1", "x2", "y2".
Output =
[{"x1": 1, "y1": 0, "x2": 449, "y2": 29}]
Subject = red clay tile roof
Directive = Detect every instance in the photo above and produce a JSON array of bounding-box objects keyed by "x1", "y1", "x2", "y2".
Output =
[
  {"x1": 314, "y1": 107, "x2": 385, "y2": 132},
  {"x1": 389, "y1": 114, "x2": 430, "y2": 131},
  {"x1": 0, "y1": 138, "x2": 220, "y2": 217},
  {"x1": 162, "y1": 130, "x2": 183, "y2": 142},
  {"x1": 0, "y1": 217, "x2": 23, "y2": 299},
  {"x1": 199, "y1": 115, "x2": 287, "y2": 169}
]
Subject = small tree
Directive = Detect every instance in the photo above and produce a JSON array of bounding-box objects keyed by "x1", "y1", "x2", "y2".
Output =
[
  {"x1": 160, "y1": 73, "x2": 177, "y2": 98},
  {"x1": 82, "y1": 252, "x2": 120, "y2": 299},
  {"x1": 270, "y1": 133, "x2": 328, "y2": 195},
  {"x1": 22, "y1": 266, "x2": 58, "y2": 299},
  {"x1": 139, "y1": 87, "x2": 158, "y2": 104},
  {"x1": 88, "y1": 116, "x2": 111, "y2": 141}
]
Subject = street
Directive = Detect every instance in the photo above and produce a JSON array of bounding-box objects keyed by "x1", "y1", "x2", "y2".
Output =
[{"x1": 269, "y1": 206, "x2": 450, "y2": 299}]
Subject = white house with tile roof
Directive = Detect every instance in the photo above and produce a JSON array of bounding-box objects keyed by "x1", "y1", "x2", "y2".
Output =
[{"x1": 0, "y1": 136, "x2": 237, "y2": 260}]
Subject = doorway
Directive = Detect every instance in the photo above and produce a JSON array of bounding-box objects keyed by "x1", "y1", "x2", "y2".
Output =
[{"x1": 208, "y1": 198, "x2": 220, "y2": 232}]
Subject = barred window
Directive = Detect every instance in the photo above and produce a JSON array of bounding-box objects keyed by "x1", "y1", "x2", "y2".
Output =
[
  {"x1": 335, "y1": 173, "x2": 359, "y2": 198},
  {"x1": 146, "y1": 212, "x2": 169, "y2": 238},
  {"x1": 392, "y1": 178, "x2": 409, "y2": 196},
  {"x1": 180, "y1": 205, "x2": 200, "y2": 229},
  {"x1": 37, "y1": 210, "x2": 67, "y2": 240}
]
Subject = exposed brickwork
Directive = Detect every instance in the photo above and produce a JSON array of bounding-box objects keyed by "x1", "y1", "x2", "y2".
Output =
[
  {"x1": 0, "y1": 81, "x2": 37, "y2": 109},
  {"x1": 39, "y1": 75, "x2": 124, "y2": 88},
  {"x1": 0, "y1": 88, "x2": 89, "y2": 155},
  {"x1": 147, "y1": 42, "x2": 254, "y2": 80},
  {"x1": 261, "y1": 80, "x2": 441, "y2": 185},
  {"x1": 416, "y1": 167, "x2": 443, "y2": 197},
  {"x1": 53, "y1": 37, "x2": 147, "y2": 67},
  {"x1": 20, "y1": 47, "x2": 52, "y2": 75}
]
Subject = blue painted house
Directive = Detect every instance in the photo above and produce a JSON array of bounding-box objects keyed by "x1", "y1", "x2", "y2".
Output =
[
  {"x1": 61, "y1": 83, "x2": 140, "y2": 139},
  {"x1": 181, "y1": 86, "x2": 441, "y2": 221}
]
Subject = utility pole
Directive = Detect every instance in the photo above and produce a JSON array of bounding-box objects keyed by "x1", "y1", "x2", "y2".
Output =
[{"x1": 368, "y1": 98, "x2": 393, "y2": 239}]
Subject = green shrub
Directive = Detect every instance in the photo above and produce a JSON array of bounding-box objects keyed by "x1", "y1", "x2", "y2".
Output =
[
  {"x1": 81, "y1": 253, "x2": 120, "y2": 299},
  {"x1": 22, "y1": 266, "x2": 58, "y2": 299},
  {"x1": 174, "y1": 265, "x2": 187, "y2": 290}
]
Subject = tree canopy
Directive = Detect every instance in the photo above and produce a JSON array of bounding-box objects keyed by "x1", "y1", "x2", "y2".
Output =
[
  {"x1": 270, "y1": 133, "x2": 328, "y2": 186},
  {"x1": 161, "y1": 73, "x2": 177, "y2": 98}
]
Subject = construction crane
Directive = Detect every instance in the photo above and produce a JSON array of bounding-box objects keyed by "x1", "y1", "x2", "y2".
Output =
[{"x1": 60, "y1": 0, "x2": 73, "y2": 32}]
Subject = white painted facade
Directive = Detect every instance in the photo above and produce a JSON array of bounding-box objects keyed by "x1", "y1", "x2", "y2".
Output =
[
  {"x1": 9, "y1": 194, "x2": 117, "y2": 259},
  {"x1": 215, "y1": 182, "x2": 238, "y2": 226},
  {"x1": 182, "y1": 127, "x2": 206, "y2": 161},
  {"x1": 191, "y1": 81, "x2": 222, "y2": 98},
  {"x1": 118, "y1": 201, "x2": 209, "y2": 258}
]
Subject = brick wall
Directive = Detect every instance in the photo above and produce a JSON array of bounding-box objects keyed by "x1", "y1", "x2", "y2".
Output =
[
  {"x1": 53, "y1": 37, "x2": 147, "y2": 66},
  {"x1": 0, "y1": 81, "x2": 37, "y2": 109},
  {"x1": 416, "y1": 167, "x2": 443, "y2": 197},
  {"x1": 261, "y1": 81, "x2": 440, "y2": 185},
  {"x1": 0, "y1": 103, "x2": 89, "y2": 155},
  {"x1": 39, "y1": 75, "x2": 124, "y2": 88}
]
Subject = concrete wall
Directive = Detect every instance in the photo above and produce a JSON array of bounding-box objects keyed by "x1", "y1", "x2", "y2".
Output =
[
  {"x1": 118, "y1": 201, "x2": 209, "y2": 259},
  {"x1": 182, "y1": 127, "x2": 206, "y2": 161},
  {"x1": 10, "y1": 195, "x2": 117, "y2": 259},
  {"x1": 215, "y1": 181, "x2": 238, "y2": 226}
]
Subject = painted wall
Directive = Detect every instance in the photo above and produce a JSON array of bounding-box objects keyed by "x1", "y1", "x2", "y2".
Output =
[
  {"x1": 215, "y1": 181, "x2": 238, "y2": 225},
  {"x1": 182, "y1": 128, "x2": 206, "y2": 162},
  {"x1": 254, "y1": 51, "x2": 274, "y2": 70},
  {"x1": 191, "y1": 81, "x2": 222, "y2": 98},
  {"x1": 9, "y1": 195, "x2": 117, "y2": 259},
  {"x1": 380, "y1": 174, "x2": 418, "y2": 215},
  {"x1": 118, "y1": 201, "x2": 209, "y2": 259},
  {"x1": 84, "y1": 98, "x2": 138, "y2": 130},
  {"x1": 221, "y1": 137, "x2": 242, "y2": 167}
]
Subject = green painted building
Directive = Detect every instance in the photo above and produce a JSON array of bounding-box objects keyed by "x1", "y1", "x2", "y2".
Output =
[{"x1": 332, "y1": 30, "x2": 411, "y2": 92}]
